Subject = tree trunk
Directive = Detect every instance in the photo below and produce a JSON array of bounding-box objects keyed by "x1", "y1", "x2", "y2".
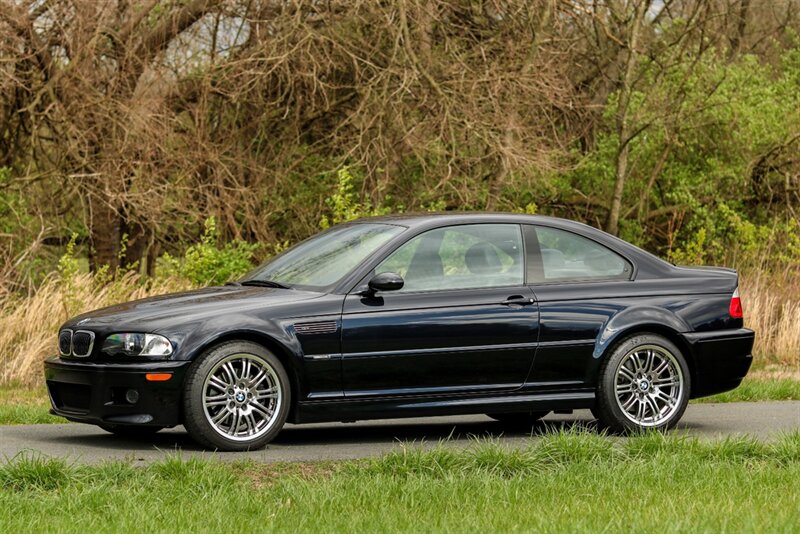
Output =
[
  {"x1": 605, "y1": 1, "x2": 646, "y2": 236},
  {"x1": 89, "y1": 200, "x2": 121, "y2": 272},
  {"x1": 121, "y1": 219, "x2": 149, "y2": 272},
  {"x1": 729, "y1": 0, "x2": 751, "y2": 58}
]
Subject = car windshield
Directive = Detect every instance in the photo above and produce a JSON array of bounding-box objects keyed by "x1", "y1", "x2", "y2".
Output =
[{"x1": 242, "y1": 223, "x2": 404, "y2": 290}]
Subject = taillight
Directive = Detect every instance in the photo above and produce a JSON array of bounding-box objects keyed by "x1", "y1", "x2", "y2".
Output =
[{"x1": 729, "y1": 287, "x2": 743, "y2": 319}]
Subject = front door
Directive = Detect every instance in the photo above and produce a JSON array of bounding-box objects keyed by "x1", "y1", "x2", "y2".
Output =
[{"x1": 340, "y1": 223, "x2": 539, "y2": 398}]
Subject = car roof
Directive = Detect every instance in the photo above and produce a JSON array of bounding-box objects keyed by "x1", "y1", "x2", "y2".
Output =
[
  {"x1": 356, "y1": 212, "x2": 572, "y2": 227},
  {"x1": 353, "y1": 212, "x2": 607, "y2": 236}
]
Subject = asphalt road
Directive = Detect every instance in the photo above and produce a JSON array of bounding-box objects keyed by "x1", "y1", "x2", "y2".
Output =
[{"x1": 1, "y1": 401, "x2": 798, "y2": 465}]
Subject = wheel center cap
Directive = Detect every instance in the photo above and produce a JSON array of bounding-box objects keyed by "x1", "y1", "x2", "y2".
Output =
[
  {"x1": 638, "y1": 380, "x2": 650, "y2": 392},
  {"x1": 235, "y1": 391, "x2": 246, "y2": 403}
]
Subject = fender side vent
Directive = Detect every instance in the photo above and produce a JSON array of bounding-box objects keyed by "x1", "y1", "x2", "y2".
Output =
[{"x1": 293, "y1": 320, "x2": 338, "y2": 335}]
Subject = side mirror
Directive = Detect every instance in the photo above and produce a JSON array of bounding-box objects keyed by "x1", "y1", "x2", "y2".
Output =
[{"x1": 367, "y1": 272, "x2": 404, "y2": 293}]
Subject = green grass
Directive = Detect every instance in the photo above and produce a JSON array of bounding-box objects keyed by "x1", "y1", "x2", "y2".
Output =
[
  {"x1": 0, "y1": 386, "x2": 61, "y2": 425},
  {"x1": 694, "y1": 377, "x2": 800, "y2": 403},
  {"x1": 1, "y1": 432, "x2": 800, "y2": 532}
]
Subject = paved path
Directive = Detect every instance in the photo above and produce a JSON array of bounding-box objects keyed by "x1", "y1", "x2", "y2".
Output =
[{"x1": 1, "y1": 402, "x2": 798, "y2": 465}]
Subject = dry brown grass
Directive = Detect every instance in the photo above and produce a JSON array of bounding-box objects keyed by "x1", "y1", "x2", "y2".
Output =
[
  {"x1": 0, "y1": 273, "x2": 191, "y2": 386},
  {"x1": 238, "y1": 461, "x2": 340, "y2": 490},
  {"x1": 740, "y1": 274, "x2": 800, "y2": 369}
]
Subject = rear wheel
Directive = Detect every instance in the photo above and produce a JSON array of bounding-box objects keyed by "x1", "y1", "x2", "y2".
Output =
[
  {"x1": 595, "y1": 333, "x2": 690, "y2": 432},
  {"x1": 183, "y1": 341, "x2": 291, "y2": 451},
  {"x1": 486, "y1": 411, "x2": 549, "y2": 427}
]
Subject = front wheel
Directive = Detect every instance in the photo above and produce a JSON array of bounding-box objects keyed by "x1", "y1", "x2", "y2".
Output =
[
  {"x1": 183, "y1": 341, "x2": 291, "y2": 451},
  {"x1": 594, "y1": 333, "x2": 690, "y2": 433}
]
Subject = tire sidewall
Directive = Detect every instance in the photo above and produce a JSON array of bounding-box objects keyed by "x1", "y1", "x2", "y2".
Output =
[
  {"x1": 597, "y1": 333, "x2": 691, "y2": 432},
  {"x1": 183, "y1": 341, "x2": 291, "y2": 451}
]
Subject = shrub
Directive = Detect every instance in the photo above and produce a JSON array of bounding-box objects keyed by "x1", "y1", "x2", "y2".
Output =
[
  {"x1": 319, "y1": 167, "x2": 393, "y2": 229},
  {"x1": 160, "y1": 217, "x2": 258, "y2": 286}
]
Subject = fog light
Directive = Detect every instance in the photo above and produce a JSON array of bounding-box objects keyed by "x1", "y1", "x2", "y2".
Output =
[{"x1": 125, "y1": 389, "x2": 139, "y2": 404}]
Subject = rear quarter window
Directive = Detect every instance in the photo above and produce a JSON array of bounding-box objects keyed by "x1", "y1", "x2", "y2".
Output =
[{"x1": 531, "y1": 226, "x2": 632, "y2": 283}]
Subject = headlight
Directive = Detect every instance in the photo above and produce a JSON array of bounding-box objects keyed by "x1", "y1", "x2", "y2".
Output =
[{"x1": 101, "y1": 333, "x2": 173, "y2": 357}]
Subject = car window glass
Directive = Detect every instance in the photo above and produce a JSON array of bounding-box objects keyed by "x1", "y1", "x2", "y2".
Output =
[
  {"x1": 376, "y1": 224, "x2": 524, "y2": 291},
  {"x1": 246, "y1": 223, "x2": 404, "y2": 289},
  {"x1": 533, "y1": 226, "x2": 631, "y2": 282}
]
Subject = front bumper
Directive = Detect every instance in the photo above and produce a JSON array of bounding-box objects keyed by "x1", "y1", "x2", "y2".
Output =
[
  {"x1": 43, "y1": 357, "x2": 191, "y2": 427},
  {"x1": 681, "y1": 328, "x2": 755, "y2": 398}
]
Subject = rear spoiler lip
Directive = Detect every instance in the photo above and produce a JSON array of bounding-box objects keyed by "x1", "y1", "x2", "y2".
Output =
[{"x1": 674, "y1": 265, "x2": 737, "y2": 275}]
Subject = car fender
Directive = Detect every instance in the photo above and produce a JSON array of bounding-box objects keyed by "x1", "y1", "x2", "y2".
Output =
[
  {"x1": 162, "y1": 314, "x2": 304, "y2": 367},
  {"x1": 588, "y1": 305, "x2": 692, "y2": 376}
]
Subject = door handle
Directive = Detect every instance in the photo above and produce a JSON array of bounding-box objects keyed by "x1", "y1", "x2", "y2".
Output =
[{"x1": 501, "y1": 295, "x2": 535, "y2": 306}]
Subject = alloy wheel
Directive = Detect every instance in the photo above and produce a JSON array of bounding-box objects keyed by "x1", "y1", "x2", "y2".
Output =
[
  {"x1": 202, "y1": 353, "x2": 282, "y2": 441},
  {"x1": 613, "y1": 344, "x2": 684, "y2": 427}
]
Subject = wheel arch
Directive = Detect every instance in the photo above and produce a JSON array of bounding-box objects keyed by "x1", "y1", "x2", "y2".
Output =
[
  {"x1": 184, "y1": 329, "x2": 304, "y2": 423},
  {"x1": 590, "y1": 310, "x2": 697, "y2": 395}
]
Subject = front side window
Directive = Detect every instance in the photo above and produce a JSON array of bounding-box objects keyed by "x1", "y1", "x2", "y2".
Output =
[
  {"x1": 245, "y1": 223, "x2": 404, "y2": 289},
  {"x1": 532, "y1": 226, "x2": 631, "y2": 282},
  {"x1": 376, "y1": 224, "x2": 524, "y2": 292}
]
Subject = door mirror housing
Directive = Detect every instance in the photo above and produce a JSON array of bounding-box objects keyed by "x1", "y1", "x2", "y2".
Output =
[{"x1": 366, "y1": 272, "x2": 404, "y2": 293}]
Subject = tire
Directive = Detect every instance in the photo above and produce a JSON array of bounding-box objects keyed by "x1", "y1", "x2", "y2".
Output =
[
  {"x1": 594, "y1": 333, "x2": 690, "y2": 433},
  {"x1": 183, "y1": 340, "x2": 291, "y2": 451},
  {"x1": 487, "y1": 411, "x2": 549, "y2": 427},
  {"x1": 98, "y1": 424, "x2": 164, "y2": 437}
]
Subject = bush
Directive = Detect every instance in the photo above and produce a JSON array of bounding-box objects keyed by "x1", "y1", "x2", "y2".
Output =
[
  {"x1": 159, "y1": 217, "x2": 258, "y2": 286},
  {"x1": 319, "y1": 167, "x2": 393, "y2": 229}
]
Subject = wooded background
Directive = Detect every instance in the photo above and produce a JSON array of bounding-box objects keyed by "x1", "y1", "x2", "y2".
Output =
[{"x1": 1, "y1": 0, "x2": 799, "y2": 287}]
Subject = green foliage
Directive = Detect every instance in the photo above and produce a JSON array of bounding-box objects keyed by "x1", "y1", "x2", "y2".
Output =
[
  {"x1": 160, "y1": 217, "x2": 258, "y2": 286},
  {"x1": 56, "y1": 234, "x2": 82, "y2": 282},
  {"x1": 320, "y1": 167, "x2": 394, "y2": 229},
  {"x1": 512, "y1": 202, "x2": 538, "y2": 215},
  {"x1": 561, "y1": 44, "x2": 800, "y2": 266},
  {"x1": 55, "y1": 234, "x2": 85, "y2": 315},
  {"x1": 0, "y1": 455, "x2": 72, "y2": 491},
  {"x1": 669, "y1": 203, "x2": 800, "y2": 268},
  {"x1": 668, "y1": 228, "x2": 707, "y2": 266}
]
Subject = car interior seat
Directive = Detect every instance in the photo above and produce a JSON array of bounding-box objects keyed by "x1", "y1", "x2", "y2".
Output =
[{"x1": 464, "y1": 242, "x2": 504, "y2": 275}]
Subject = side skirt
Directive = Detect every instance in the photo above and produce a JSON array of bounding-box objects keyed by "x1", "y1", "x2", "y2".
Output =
[{"x1": 293, "y1": 390, "x2": 595, "y2": 424}]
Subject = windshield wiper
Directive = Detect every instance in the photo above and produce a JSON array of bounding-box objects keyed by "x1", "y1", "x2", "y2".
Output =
[{"x1": 239, "y1": 279, "x2": 292, "y2": 289}]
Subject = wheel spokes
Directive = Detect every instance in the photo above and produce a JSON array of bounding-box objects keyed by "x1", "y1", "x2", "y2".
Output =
[
  {"x1": 642, "y1": 349, "x2": 654, "y2": 374},
  {"x1": 614, "y1": 345, "x2": 684, "y2": 427},
  {"x1": 202, "y1": 354, "x2": 281, "y2": 441},
  {"x1": 208, "y1": 376, "x2": 229, "y2": 392}
]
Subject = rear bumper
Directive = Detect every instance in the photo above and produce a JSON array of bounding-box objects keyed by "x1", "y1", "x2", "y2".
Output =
[
  {"x1": 43, "y1": 357, "x2": 191, "y2": 427},
  {"x1": 681, "y1": 328, "x2": 755, "y2": 398}
]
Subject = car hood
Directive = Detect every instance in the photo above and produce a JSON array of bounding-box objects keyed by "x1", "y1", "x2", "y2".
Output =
[{"x1": 64, "y1": 285, "x2": 325, "y2": 332}]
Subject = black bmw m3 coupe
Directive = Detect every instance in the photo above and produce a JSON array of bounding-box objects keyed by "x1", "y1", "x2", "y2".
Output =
[{"x1": 45, "y1": 214, "x2": 755, "y2": 450}]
